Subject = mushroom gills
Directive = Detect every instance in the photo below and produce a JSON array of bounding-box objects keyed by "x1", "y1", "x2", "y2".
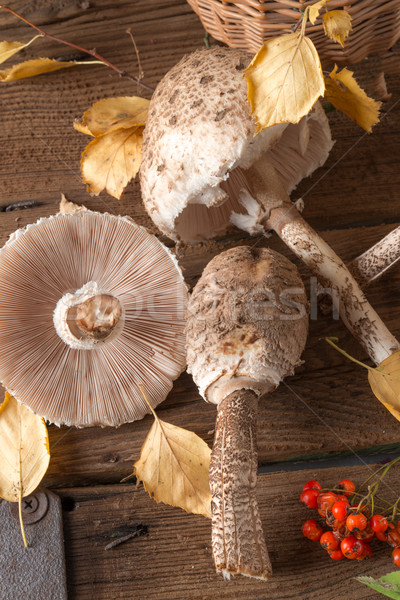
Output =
[
  {"x1": 0, "y1": 210, "x2": 188, "y2": 427},
  {"x1": 173, "y1": 115, "x2": 331, "y2": 242}
]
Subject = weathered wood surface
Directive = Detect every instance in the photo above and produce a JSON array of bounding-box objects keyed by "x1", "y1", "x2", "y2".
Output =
[
  {"x1": 1, "y1": 1, "x2": 400, "y2": 598},
  {"x1": 59, "y1": 465, "x2": 400, "y2": 600}
]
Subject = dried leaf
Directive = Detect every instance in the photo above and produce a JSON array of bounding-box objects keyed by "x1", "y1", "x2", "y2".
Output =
[
  {"x1": 0, "y1": 393, "x2": 50, "y2": 546},
  {"x1": 309, "y1": 0, "x2": 330, "y2": 25},
  {"x1": 81, "y1": 126, "x2": 144, "y2": 198},
  {"x1": 73, "y1": 120, "x2": 94, "y2": 136},
  {"x1": 59, "y1": 193, "x2": 86, "y2": 214},
  {"x1": 324, "y1": 65, "x2": 381, "y2": 132},
  {"x1": 245, "y1": 32, "x2": 324, "y2": 130},
  {"x1": 368, "y1": 349, "x2": 400, "y2": 422},
  {"x1": 77, "y1": 96, "x2": 149, "y2": 137},
  {"x1": 0, "y1": 393, "x2": 50, "y2": 501},
  {"x1": 0, "y1": 35, "x2": 42, "y2": 66},
  {"x1": 0, "y1": 57, "x2": 77, "y2": 82},
  {"x1": 134, "y1": 413, "x2": 211, "y2": 518},
  {"x1": 323, "y1": 10, "x2": 352, "y2": 46},
  {"x1": 0, "y1": 41, "x2": 26, "y2": 65}
]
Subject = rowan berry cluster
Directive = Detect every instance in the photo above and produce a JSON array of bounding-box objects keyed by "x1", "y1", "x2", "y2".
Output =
[{"x1": 301, "y1": 477, "x2": 400, "y2": 566}]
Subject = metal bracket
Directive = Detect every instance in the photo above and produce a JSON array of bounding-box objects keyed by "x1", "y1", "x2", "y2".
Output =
[{"x1": 0, "y1": 488, "x2": 68, "y2": 599}]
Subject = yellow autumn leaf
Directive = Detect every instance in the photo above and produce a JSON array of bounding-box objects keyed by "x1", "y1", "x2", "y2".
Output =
[
  {"x1": 73, "y1": 120, "x2": 93, "y2": 136},
  {"x1": 0, "y1": 41, "x2": 25, "y2": 65},
  {"x1": 0, "y1": 57, "x2": 78, "y2": 82},
  {"x1": 323, "y1": 10, "x2": 352, "y2": 47},
  {"x1": 76, "y1": 96, "x2": 149, "y2": 137},
  {"x1": 0, "y1": 393, "x2": 50, "y2": 546},
  {"x1": 368, "y1": 349, "x2": 400, "y2": 422},
  {"x1": 324, "y1": 65, "x2": 381, "y2": 132},
  {"x1": 59, "y1": 193, "x2": 86, "y2": 215},
  {"x1": 245, "y1": 32, "x2": 324, "y2": 130},
  {"x1": 309, "y1": 0, "x2": 330, "y2": 25},
  {"x1": 134, "y1": 410, "x2": 211, "y2": 518},
  {"x1": 0, "y1": 35, "x2": 42, "y2": 66},
  {"x1": 81, "y1": 126, "x2": 144, "y2": 198}
]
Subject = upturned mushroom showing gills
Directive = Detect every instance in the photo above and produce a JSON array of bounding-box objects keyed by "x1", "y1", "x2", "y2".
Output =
[
  {"x1": 0, "y1": 210, "x2": 188, "y2": 427},
  {"x1": 141, "y1": 46, "x2": 399, "y2": 368},
  {"x1": 186, "y1": 245, "x2": 309, "y2": 579}
]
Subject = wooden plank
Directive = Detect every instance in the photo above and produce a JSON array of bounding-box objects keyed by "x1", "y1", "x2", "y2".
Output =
[
  {"x1": 1, "y1": 1, "x2": 400, "y2": 490},
  {"x1": 59, "y1": 464, "x2": 399, "y2": 599},
  {"x1": 1, "y1": 3, "x2": 400, "y2": 600},
  {"x1": 38, "y1": 221, "x2": 399, "y2": 489},
  {"x1": 0, "y1": 1, "x2": 399, "y2": 235},
  {"x1": 0, "y1": 221, "x2": 398, "y2": 489}
]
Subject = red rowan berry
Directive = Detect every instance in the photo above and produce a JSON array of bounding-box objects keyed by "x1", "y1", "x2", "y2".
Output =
[
  {"x1": 370, "y1": 515, "x2": 388, "y2": 534},
  {"x1": 337, "y1": 480, "x2": 356, "y2": 497},
  {"x1": 320, "y1": 531, "x2": 339, "y2": 552},
  {"x1": 393, "y1": 548, "x2": 400, "y2": 567},
  {"x1": 302, "y1": 519, "x2": 323, "y2": 541},
  {"x1": 300, "y1": 488, "x2": 319, "y2": 509},
  {"x1": 302, "y1": 480, "x2": 322, "y2": 492},
  {"x1": 346, "y1": 513, "x2": 367, "y2": 533},
  {"x1": 332, "y1": 500, "x2": 350, "y2": 521}
]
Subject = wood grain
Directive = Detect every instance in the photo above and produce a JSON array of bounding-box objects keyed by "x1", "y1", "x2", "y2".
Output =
[
  {"x1": 39, "y1": 221, "x2": 400, "y2": 489},
  {"x1": 59, "y1": 464, "x2": 399, "y2": 600},
  {"x1": 1, "y1": 0, "x2": 400, "y2": 487},
  {"x1": 1, "y1": 2, "x2": 400, "y2": 598}
]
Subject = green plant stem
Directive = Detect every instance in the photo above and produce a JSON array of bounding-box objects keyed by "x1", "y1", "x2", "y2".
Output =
[
  {"x1": 0, "y1": 5, "x2": 154, "y2": 92},
  {"x1": 321, "y1": 488, "x2": 388, "y2": 511}
]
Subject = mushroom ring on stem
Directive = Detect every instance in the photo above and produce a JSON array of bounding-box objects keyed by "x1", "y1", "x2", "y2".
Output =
[
  {"x1": 0, "y1": 210, "x2": 188, "y2": 427},
  {"x1": 140, "y1": 47, "x2": 399, "y2": 366},
  {"x1": 186, "y1": 245, "x2": 309, "y2": 579}
]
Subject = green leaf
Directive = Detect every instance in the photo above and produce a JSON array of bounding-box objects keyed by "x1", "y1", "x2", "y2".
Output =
[{"x1": 357, "y1": 572, "x2": 400, "y2": 599}]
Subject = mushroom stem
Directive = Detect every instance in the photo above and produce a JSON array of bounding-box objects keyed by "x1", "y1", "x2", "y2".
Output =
[
  {"x1": 67, "y1": 293, "x2": 122, "y2": 341},
  {"x1": 234, "y1": 163, "x2": 399, "y2": 365},
  {"x1": 268, "y1": 205, "x2": 399, "y2": 364},
  {"x1": 348, "y1": 225, "x2": 400, "y2": 289},
  {"x1": 318, "y1": 224, "x2": 400, "y2": 315},
  {"x1": 210, "y1": 389, "x2": 272, "y2": 580},
  {"x1": 54, "y1": 281, "x2": 126, "y2": 350}
]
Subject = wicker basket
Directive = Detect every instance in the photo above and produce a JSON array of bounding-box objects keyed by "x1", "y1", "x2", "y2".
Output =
[{"x1": 187, "y1": 0, "x2": 400, "y2": 65}]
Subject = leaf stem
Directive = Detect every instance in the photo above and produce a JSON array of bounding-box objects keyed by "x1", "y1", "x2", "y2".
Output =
[
  {"x1": 0, "y1": 5, "x2": 154, "y2": 93},
  {"x1": 300, "y1": 7, "x2": 309, "y2": 37},
  {"x1": 325, "y1": 337, "x2": 375, "y2": 371},
  {"x1": 18, "y1": 490, "x2": 28, "y2": 548},
  {"x1": 139, "y1": 384, "x2": 159, "y2": 422},
  {"x1": 1, "y1": 33, "x2": 43, "y2": 62}
]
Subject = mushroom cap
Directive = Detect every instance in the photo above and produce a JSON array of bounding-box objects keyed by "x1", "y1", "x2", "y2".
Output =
[
  {"x1": 0, "y1": 210, "x2": 188, "y2": 427},
  {"x1": 140, "y1": 46, "x2": 333, "y2": 242},
  {"x1": 186, "y1": 246, "x2": 308, "y2": 404}
]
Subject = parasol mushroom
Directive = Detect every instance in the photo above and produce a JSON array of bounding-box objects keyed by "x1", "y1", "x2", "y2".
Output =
[
  {"x1": 319, "y1": 224, "x2": 400, "y2": 314},
  {"x1": 140, "y1": 46, "x2": 399, "y2": 366},
  {"x1": 347, "y1": 224, "x2": 400, "y2": 289},
  {"x1": 186, "y1": 245, "x2": 309, "y2": 579},
  {"x1": 0, "y1": 209, "x2": 188, "y2": 427}
]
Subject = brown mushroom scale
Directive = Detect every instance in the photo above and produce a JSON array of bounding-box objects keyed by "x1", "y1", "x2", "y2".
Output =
[
  {"x1": 0, "y1": 210, "x2": 188, "y2": 427},
  {"x1": 186, "y1": 246, "x2": 308, "y2": 579}
]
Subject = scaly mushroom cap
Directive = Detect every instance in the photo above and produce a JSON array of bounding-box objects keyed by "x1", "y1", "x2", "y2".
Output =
[
  {"x1": 186, "y1": 246, "x2": 308, "y2": 404},
  {"x1": 140, "y1": 46, "x2": 333, "y2": 242},
  {"x1": 0, "y1": 210, "x2": 188, "y2": 427}
]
